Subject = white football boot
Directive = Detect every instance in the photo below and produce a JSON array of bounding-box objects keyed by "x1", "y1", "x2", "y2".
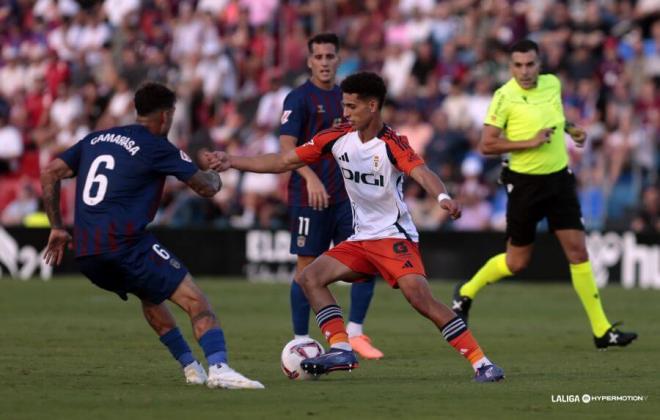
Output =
[
  {"x1": 206, "y1": 363, "x2": 265, "y2": 389},
  {"x1": 183, "y1": 361, "x2": 208, "y2": 385}
]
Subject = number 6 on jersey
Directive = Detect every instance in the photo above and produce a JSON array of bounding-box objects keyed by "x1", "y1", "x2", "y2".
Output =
[{"x1": 82, "y1": 154, "x2": 115, "y2": 206}]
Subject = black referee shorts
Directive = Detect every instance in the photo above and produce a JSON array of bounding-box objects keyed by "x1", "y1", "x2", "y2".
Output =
[{"x1": 501, "y1": 166, "x2": 584, "y2": 246}]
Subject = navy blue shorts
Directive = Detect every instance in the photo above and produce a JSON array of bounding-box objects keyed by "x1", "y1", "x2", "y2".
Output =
[
  {"x1": 77, "y1": 235, "x2": 188, "y2": 304},
  {"x1": 289, "y1": 200, "x2": 353, "y2": 256}
]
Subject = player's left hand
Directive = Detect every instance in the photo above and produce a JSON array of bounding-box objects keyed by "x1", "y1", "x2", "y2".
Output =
[
  {"x1": 439, "y1": 198, "x2": 462, "y2": 220},
  {"x1": 567, "y1": 125, "x2": 587, "y2": 148},
  {"x1": 44, "y1": 228, "x2": 72, "y2": 266}
]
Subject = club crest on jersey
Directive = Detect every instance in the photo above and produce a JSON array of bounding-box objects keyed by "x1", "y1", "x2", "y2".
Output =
[
  {"x1": 297, "y1": 235, "x2": 306, "y2": 247},
  {"x1": 372, "y1": 155, "x2": 381, "y2": 172},
  {"x1": 180, "y1": 150, "x2": 192, "y2": 163},
  {"x1": 317, "y1": 105, "x2": 325, "y2": 114},
  {"x1": 332, "y1": 118, "x2": 342, "y2": 127}
]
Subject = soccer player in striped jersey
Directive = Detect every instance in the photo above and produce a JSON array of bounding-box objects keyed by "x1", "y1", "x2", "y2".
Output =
[
  {"x1": 41, "y1": 82, "x2": 263, "y2": 389},
  {"x1": 208, "y1": 72, "x2": 504, "y2": 382},
  {"x1": 279, "y1": 33, "x2": 382, "y2": 359}
]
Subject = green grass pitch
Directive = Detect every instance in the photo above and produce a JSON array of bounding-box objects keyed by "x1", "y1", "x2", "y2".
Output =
[{"x1": 1, "y1": 277, "x2": 657, "y2": 419}]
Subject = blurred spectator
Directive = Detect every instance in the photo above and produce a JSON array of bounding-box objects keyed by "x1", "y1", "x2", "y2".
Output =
[
  {"x1": 631, "y1": 185, "x2": 659, "y2": 234},
  {"x1": 255, "y1": 69, "x2": 291, "y2": 130},
  {"x1": 0, "y1": 111, "x2": 23, "y2": 175},
  {"x1": 453, "y1": 157, "x2": 492, "y2": 231},
  {"x1": 441, "y1": 80, "x2": 471, "y2": 131},
  {"x1": 1, "y1": 181, "x2": 38, "y2": 225},
  {"x1": 49, "y1": 82, "x2": 83, "y2": 130},
  {"x1": 405, "y1": 181, "x2": 448, "y2": 230},
  {"x1": 424, "y1": 108, "x2": 468, "y2": 176},
  {"x1": 0, "y1": 47, "x2": 24, "y2": 98},
  {"x1": 398, "y1": 108, "x2": 433, "y2": 157},
  {"x1": 382, "y1": 43, "x2": 415, "y2": 99},
  {"x1": 231, "y1": 124, "x2": 280, "y2": 228}
]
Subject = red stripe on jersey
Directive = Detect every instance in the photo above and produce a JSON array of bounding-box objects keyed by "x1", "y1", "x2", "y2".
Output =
[
  {"x1": 73, "y1": 225, "x2": 80, "y2": 255},
  {"x1": 81, "y1": 228, "x2": 89, "y2": 256},
  {"x1": 379, "y1": 127, "x2": 424, "y2": 175},
  {"x1": 108, "y1": 222, "x2": 117, "y2": 252},
  {"x1": 381, "y1": 127, "x2": 411, "y2": 151},
  {"x1": 93, "y1": 227, "x2": 101, "y2": 255},
  {"x1": 125, "y1": 222, "x2": 134, "y2": 245},
  {"x1": 309, "y1": 92, "x2": 325, "y2": 138}
]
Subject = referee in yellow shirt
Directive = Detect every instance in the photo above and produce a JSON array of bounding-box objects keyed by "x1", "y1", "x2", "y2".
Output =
[{"x1": 452, "y1": 39, "x2": 637, "y2": 349}]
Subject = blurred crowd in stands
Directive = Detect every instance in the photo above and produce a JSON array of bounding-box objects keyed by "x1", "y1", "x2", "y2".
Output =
[{"x1": 0, "y1": 0, "x2": 658, "y2": 233}]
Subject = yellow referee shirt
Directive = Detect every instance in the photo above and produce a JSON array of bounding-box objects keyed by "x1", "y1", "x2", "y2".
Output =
[{"x1": 485, "y1": 74, "x2": 568, "y2": 174}]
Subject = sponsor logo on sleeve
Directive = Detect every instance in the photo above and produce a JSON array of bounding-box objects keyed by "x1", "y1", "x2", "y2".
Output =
[
  {"x1": 281, "y1": 110, "x2": 292, "y2": 124},
  {"x1": 180, "y1": 150, "x2": 192, "y2": 163}
]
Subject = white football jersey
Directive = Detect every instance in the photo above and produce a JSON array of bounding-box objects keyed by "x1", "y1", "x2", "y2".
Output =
[{"x1": 296, "y1": 124, "x2": 424, "y2": 242}]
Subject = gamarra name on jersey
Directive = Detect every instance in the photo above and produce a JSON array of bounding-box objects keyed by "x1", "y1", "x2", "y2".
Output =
[{"x1": 90, "y1": 133, "x2": 141, "y2": 156}]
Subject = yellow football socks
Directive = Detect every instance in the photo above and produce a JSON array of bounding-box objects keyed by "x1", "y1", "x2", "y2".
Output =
[
  {"x1": 459, "y1": 253, "x2": 512, "y2": 299},
  {"x1": 570, "y1": 261, "x2": 611, "y2": 337}
]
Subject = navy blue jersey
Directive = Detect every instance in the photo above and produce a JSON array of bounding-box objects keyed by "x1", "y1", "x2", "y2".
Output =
[
  {"x1": 59, "y1": 124, "x2": 198, "y2": 257},
  {"x1": 279, "y1": 80, "x2": 348, "y2": 207}
]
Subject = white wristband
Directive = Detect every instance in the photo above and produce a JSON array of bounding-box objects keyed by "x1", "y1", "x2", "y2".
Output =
[{"x1": 437, "y1": 193, "x2": 451, "y2": 203}]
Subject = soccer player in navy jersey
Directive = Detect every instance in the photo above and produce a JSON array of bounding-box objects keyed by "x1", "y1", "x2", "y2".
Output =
[
  {"x1": 40, "y1": 82, "x2": 263, "y2": 389},
  {"x1": 279, "y1": 33, "x2": 383, "y2": 359}
]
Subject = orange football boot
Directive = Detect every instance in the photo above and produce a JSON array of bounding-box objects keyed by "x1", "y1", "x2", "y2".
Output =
[{"x1": 349, "y1": 335, "x2": 384, "y2": 359}]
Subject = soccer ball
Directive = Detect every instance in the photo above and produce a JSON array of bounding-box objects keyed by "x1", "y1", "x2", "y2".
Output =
[{"x1": 280, "y1": 338, "x2": 325, "y2": 380}]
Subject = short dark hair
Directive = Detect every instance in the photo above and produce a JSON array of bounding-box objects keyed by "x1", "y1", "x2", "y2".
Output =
[
  {"x1": 134, "y1": 82, "x2": 176, "y2": 116},
  {"x1": 509, "y1": 39, "x2": 539, "y2": 55},
  {"x1": 307, "y1": 33, "x2": 340, "y2": 53},
  {"x1": 340, "y1": 72, "x2": 387, "y2": 109}
]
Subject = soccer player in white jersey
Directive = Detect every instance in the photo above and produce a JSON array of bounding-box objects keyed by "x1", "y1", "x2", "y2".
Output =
[{"x1": 207, "y1": 72, "x2": 504, "y2": 382}]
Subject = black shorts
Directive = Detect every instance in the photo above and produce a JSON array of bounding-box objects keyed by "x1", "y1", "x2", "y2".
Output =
[{"x1": 502, "y1": 166, "x2": 584, "y2": 246}]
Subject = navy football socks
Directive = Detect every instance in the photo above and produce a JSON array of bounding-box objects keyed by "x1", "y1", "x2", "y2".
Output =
[
  {"x1": 199, "y1": 327, "x2": 227, "y2": 365},
  {"x1": 159, "y1": 327, "x2": 195, "y2": 367},
  {"x1": 290, "y1": 279, "x2": 311, "y2": 336},
  {"x1": 349, "y1": 278, "x2": 375, "y2": 324}
]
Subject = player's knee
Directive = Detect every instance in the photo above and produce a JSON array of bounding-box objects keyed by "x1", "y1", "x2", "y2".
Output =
[
  {"x1": 296, "y1": 268, "x2": 313, "y2": 288},
  {"x1": 507, "y1": 257, "x2": 529, "y2": 274},
  {"x1": 565, "y1": 246, "x2": 589, "y2": 264},
  {"x1": 297, "y1": 265, "x2": 323, "y2": 290}
]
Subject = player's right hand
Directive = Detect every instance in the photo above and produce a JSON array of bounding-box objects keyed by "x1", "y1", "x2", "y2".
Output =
[
  {"x1": 205, "y1": 151, "x2": 231, "y2": 172},
  {"x1": 43, "y1": 228, "x2": 72, "y2": 266},
  {"x1": 304, "y1": 175, "x2": 330, "y2": 210},
  {"x1": 531, "y1": 127, "x2": 554, "y2": 147}
]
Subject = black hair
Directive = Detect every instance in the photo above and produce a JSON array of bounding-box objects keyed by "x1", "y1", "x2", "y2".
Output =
[
  {"x1": 509, "y1": 39, "x2": 539, "y2": 55},
  {"x1": 134, "y1": 82, "x2": 176, "y2": 116},
  {"x1": 340, "y1": 72, "x2": 387, "y2": 109},
  {"x1": 307, "y1": 33, "x2": 340, "y2": 53}
]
